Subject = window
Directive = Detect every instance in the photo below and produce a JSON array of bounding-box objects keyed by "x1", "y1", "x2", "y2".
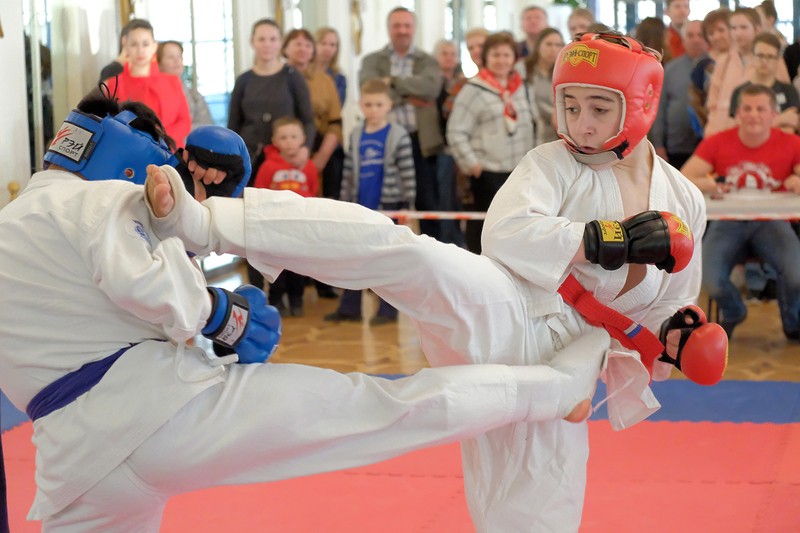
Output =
[{"x1": 148, "y1": 0, "x2": 235, "y2": 126}]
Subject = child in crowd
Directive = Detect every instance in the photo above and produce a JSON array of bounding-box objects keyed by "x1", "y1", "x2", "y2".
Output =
[
  {"x1": 253, "y1": 117, "x2": 318, "y2": 317},
  {"x1": 102, "y1": 19, "x2": 191, "y2": 146},
  {"x1": 325, "y1": 79, "x2": 416, "y2": 326}
]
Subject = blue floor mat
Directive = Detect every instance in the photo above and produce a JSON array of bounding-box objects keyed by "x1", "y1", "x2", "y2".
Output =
[
  {"x1": 1, "y1": 392, "x2": 27, "y2": 432},
  {"x1": 590, "y1": 379, "x2": 800, "y2": 424}
]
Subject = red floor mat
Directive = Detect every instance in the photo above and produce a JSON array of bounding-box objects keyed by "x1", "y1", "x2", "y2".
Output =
[{"x1": 5, "y1": 421, "x2": 800, "y2": 532}]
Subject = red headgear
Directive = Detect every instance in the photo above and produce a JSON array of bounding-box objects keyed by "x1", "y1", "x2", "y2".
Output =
[{"x1": 553, "y1": 33, "x2": 663, "y2": 165}]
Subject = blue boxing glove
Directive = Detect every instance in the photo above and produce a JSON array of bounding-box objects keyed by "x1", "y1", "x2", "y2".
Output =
[
  {"x1": 202, "y1": 285, "x2": 281, "y2": 364},
  {"x1": 173, "y1": 125, "x2": 251, "y2": 199}
]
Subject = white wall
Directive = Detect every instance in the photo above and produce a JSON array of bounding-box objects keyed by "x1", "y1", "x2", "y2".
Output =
[
  {"x1": 0, "y1": 0, "x2": 31, "y2": 203},
  {"x1": 50, "y1": 0, "x2": 121, "y2": 123}
]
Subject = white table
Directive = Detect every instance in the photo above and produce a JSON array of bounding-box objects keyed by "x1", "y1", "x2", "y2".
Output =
[
  {"x1": 704, "y1": 191, "x2": 800, "y2": 221},
  {"x1": 382, "y1": 193, "x2": 800, "y2": 223}
]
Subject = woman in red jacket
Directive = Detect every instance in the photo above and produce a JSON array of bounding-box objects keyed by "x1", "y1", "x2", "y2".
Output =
[{"x1": 104, "y1": 19, "x2": 191, "y2": 147}]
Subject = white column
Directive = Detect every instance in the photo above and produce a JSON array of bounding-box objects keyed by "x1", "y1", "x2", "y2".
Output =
[
  {"x1": 0, "y1": 0, "x2": 31, "y2": 198},
  {"x1": 231, "y1": 0, "x2": 274, "y2": 76},
  {"x1": 414, "y1": 0, "x2": 446, "y2": 53}
]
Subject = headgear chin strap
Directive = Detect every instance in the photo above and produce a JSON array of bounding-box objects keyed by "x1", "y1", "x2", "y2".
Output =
[
  {"x1": 44, "y1": 109, "x2": 177, "y2": 184},
  {"x1": 553, "y1": 33, "x2": 663, "y2": 166}
]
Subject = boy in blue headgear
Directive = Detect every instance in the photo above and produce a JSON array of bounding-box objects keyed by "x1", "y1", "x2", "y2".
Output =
[{"x1": 0, "y1": 94, "x2": 601, "y2": 530}]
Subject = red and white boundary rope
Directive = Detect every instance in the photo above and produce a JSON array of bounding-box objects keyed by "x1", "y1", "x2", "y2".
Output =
[{"x1": 380, "y1": 210, "x2": 800, "y2": 222}]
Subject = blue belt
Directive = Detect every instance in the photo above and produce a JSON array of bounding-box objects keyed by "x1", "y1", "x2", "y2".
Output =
[{"x1": 26, "y1": 343, "x2": 140, "y2": 421}]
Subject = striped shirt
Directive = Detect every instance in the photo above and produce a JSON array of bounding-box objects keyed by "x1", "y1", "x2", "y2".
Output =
[{"x1": 389, "y1": 46, "x2": 417, "y2": 132}]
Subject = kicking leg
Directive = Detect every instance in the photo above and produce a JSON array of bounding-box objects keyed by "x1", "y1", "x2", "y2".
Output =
[{"x1": 123, "y1": 331, "x2": 607, "y2": 498}]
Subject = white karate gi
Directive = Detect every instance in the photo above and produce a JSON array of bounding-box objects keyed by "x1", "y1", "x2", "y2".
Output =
[
  {"x1": 152, "y1": 140, "x2": 705, "y2": 532},
  {"x1": 0, "y1": 169, "x2": 607, "y2": 531}
]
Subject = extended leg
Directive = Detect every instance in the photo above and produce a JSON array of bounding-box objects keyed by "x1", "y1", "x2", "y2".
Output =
[{"x1": 51, "y1": 331, "x2": 605, "y2": 530}]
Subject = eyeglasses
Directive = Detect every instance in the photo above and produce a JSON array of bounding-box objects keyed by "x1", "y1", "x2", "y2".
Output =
[{"x1": 754, "y1": 53, "x2": 779, "y2": 61}]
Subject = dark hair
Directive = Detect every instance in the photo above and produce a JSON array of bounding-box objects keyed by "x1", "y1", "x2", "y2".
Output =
[
  {"x1": 282, "y1": 28, "x2": 316, "y2": 62},
  {"x1": 480, "y1": 31, "x2": 518, "y2": 68},
  {"x1": 737, "y1": 83, "x2": 778, "y2": 112},
  {"x1": 387, "y1": 7, "x2": 415, "y2": 23},
  {"x1": 360, "y1": 78, "x2": 391, "y2": 96},
  {"x1": 251, "y1": 18, "x2": 282, "y2": 39},
  {"x1": 634, "y1": 17, "x2": 670, "y2": 63},
  {"x1": 272, "y1": 116, "x2": 305, "y2": 136},
  {"x1": 123, "y1": 19, "x2": 154, "y2": 38},
  {"x1": 77, "y1": 91, "x2": 174, "y2": 149},
  {"x1": 731, "y1": 7, "x2": 762, "y2": 31},
  {"x1": 753, "y1": 31, "x2": 782, "y2": 53},
  {"x1": 587, "y1": 22, "x2": 613, "y2": 34},
  {"x1": 118, "y1": 18, "x2": 154, "y2": 52},
  {"x1": 701, "y1": 8, "x2": 732, "y2": 42},
  {"x1": 156, "y1": 40, "x2": 183, "y2": 65},
  {"x1": 525, "y1": 27, "x2": 563, "y2": 82},
  {"x1": 758, "y1": 0, "x2": 778, "y2": 22}
]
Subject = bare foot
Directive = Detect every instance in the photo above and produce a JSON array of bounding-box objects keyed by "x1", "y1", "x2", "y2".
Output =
[
  {"x1": 563, "y1": 399, "x2": 592, "y2": 423},
  {"x1": 145, "y1": 164, "x2": 175, "y2": 218}
]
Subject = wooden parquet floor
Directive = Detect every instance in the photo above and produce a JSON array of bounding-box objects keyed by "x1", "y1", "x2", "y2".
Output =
[{"x1": 205, "y1": 263, "x2": 800, "y2": 383}]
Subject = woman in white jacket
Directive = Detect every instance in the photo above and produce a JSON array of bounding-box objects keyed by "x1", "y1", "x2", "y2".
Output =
[{"x1": 447, "y1": 31, "x2": 534, "y2": 253}]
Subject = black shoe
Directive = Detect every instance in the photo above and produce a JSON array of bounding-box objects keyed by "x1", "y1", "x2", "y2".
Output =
[
  {"x1": 317, "y1": 286, "x2": 339, "y2": 299},
  {"x1": 324, "y1": 311, "x2": 361, "y2": 322},
  {"x1": 369, "y1": 315, "x2": 397, "y2": 326},
  {"x1": 272, "y1": 302, "x2": 288, "y2": 318},
  {"x1": 785, "y1": 329, "x2": 800, "y2": 342},
  {"x1": 760, "y1": 279, "x2": 777, "y2": 301},
  {"x1": 719, "y1": 319, "x2": 742, "y2": 339},
  {"x1": 290, "y1": 305, "x2": 305, "y2": 317}
]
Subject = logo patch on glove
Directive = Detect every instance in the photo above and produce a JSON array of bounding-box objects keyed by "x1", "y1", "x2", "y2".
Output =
[
  {"x1": 599, "y1": 220, "x2": 624, "y2": 242},
  {"x1": 670, "y1": 215, "x2": 692, "y2": 239},
  {"x1": 218, "y1": 306, "x2": 249, "y2": 346}
]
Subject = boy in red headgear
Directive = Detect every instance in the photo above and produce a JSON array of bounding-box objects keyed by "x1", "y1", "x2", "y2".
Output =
[{"x1": 145, "y1": 32, "x2": 722, "y2": 533}]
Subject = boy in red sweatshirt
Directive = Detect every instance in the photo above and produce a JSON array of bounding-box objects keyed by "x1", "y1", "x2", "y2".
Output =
[{"x1": 253, "y1": 117, "x2": 318, "y2": 316}]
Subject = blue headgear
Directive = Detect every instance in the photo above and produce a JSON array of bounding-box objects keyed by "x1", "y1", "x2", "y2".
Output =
[{"x1": 44, "y1": 109, "x2": 177, "y2": 184}]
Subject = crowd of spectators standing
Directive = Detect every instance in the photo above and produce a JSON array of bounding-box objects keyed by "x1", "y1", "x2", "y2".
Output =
[{"x1": 96, "y1": 1, "x2": 800, "y2": 337}]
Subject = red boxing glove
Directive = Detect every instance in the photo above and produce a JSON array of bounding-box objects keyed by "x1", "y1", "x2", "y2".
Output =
[
  {"x1": 660, "y1": 212, "x2": 694, "y2": 274},
  {"x1": 659, "y1": 305, "x2": 728, "y2": 385}
]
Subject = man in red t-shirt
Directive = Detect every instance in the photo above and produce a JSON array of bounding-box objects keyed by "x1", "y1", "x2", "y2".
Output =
[{"x1": 681, "y1": 84, "x2": 800, "y2": 340}]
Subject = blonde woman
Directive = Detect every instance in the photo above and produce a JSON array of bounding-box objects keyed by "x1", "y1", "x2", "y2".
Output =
[
  {"x1": 313, "y1": 27, "x2": 347, "y2": 200},
  {"x1": 523, "y1": 27, "x2": 565, "y2": 146},
  {"x1": 314, "y1": 27, "x2": 347, "y2": 107}
]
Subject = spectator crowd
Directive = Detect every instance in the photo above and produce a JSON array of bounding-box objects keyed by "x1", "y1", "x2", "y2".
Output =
[{"x1": 96, "y1": 1, "x2": 800, "y2": 340}]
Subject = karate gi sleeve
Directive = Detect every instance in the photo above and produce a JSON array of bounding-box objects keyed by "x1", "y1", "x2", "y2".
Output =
[
  {"x1": 83, "y1": 189, "x2": 212, "y2": 343},
  {"x1": 481, "y1": 151, "x2": 585, "y2": 293}
]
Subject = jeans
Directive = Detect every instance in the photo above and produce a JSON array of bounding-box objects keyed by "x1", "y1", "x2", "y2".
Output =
[
  {"x1": 702, "y1": 220, "x2": 800, "y2": 336},
  {"x1": 409, "y1": 132, "x2": 441, "y2": 240},
  {"x1": 436, "y1": 152, "x2": 465, "y2": 247}
]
